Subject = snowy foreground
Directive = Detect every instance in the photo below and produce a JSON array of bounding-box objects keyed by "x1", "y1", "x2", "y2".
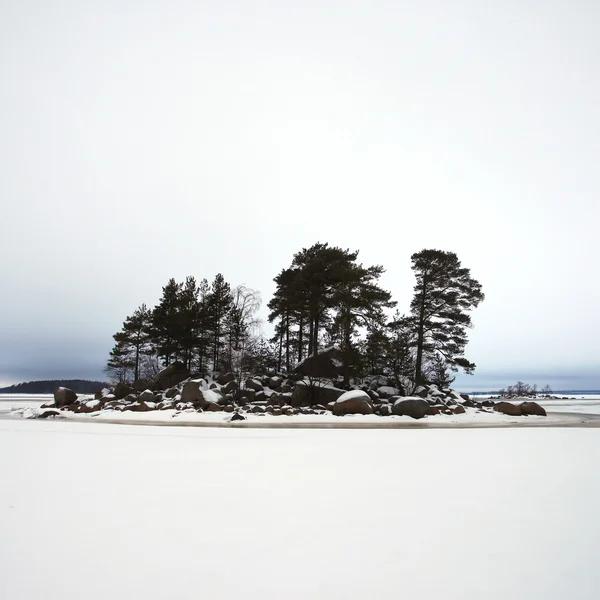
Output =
[{"x1": 2, "y1": 418, "x2": 600, "y2": 600}]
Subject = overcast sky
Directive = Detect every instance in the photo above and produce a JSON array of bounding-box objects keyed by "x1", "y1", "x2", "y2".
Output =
[{"x1": 1, "y1": 0, "x2": 598, "y2": 391}]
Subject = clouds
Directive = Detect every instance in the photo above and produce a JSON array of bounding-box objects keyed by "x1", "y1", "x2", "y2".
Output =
[{"x1": 1, "y1": 0, "x2": 598, "y2": 389}]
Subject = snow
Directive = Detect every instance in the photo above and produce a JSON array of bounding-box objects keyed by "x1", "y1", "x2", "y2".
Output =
[
  {"x1": 1, "y1": 420, "x2": 600, "y2": 600},
  {"x1": 202, "y1": 389, "x2": 222, "y2": 404},
  {"x1": 335, "y1": 389, "x2": 370, "y2": 403}
]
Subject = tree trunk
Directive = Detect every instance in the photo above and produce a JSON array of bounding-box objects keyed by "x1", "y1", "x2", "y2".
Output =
[
  {"x1": 415, "y1": 277, "x2": 428, "y2": 385},
  {"x1": 277, "y1": 319, "x2": 283, "y2": 372},
  {"x1": 298, "y1": 313, "x2": 303, "y2": 361},
  {"x1": 285, "y1": 310, "x2": 290, "y2": 372},
  {"x1": 308, "y1": 317, "x2": 314, "y2": 357}
]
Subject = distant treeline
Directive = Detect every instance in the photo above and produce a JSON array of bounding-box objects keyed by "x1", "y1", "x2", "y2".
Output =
[{"x1": 0, "y1": 380, "x2": 108, "y2": 394}]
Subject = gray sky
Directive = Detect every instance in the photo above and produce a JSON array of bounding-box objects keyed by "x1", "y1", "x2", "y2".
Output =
[{"x1": 1, "y1": 0, "x2": 599, "y2": 391}]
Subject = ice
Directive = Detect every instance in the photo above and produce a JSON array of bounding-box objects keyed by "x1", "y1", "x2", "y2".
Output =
[{"x1": 1, "y1": 420, "x2": 599, "y2": 599}]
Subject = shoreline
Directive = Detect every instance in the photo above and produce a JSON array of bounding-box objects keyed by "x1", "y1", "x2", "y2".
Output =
[{"x1": 3, "y1": 409, "x2": 600, "y2": 430}]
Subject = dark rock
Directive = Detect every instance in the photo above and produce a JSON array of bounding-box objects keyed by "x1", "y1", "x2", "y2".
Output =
[
  {"x1": 216, "y1": 372, "x2": 236, "y2": 385},
  {"x1": 460, "y1": 393, "x2": 470, "y2": 402},
  {"x1": 268, "y1": 376, "x2": 283, "y2": 390},
  {"x1": 281, "y1": 384, "x2": 292, "y2": 393},
  {"x1": 152, "y1": 361, "x2": 190, "y2": 391},
  {"x1": 426, "y1": 405, "x2": 443, "y2": 416},
  {"x1": 293, "y1": 346, "x2": 346, "y2": 379},
  {"x1": 493, "y1": 402, "x2": 522, "y2": 416},
  {"x1": 291, "y1": 381, "x2": 345, "y2": 407},
  {"x1": 332, "y1": 391, "x2": 374, "y2": 416},
  {"x1": 392, "y1": 398, "x2": 429, "y2": 419},
  {"x1": 113, "y1": 382, "x2": 136, "y2": 400},
  {"x1": 54, "y1": 387, "x2": 77, "y2": 407},
  {"x1": 138, "y1": 390, "x2": 155, "y2": 403},
  {"x1": 181, "y1": 379, "x2": 207, "y2": 404},
  {"x1": 38, "y1": 409, "x2": 62, "y2": 419},
  {"x1": 452, "y1": 405, "x2": 466, "y2": 414},
  {"x1": 379, "y1": 404, "x2": 392, "y2": 417},
  {"x1": 165, "y1": 387, "x2": 179, "y2": 399},
  {"x1": 376, "y1": 386, "x2": 399, "y2": 399},
  {"x1": 222, "y1": 380, "x2": 238, "y2": 394},
  {"x1": 520, "y1": 401, "x2": 546, "y2": 416},
  {"x1": 132, "y1": 379, "x2": 152, "y2": 392},
  {"x1": 230, "y1": 412, "x2": 246, "y2": 421},
  {"x1": 245, "y1": 378, "x2": 263, "y2": 392},
  {"x1": 414, "y1": 386, "x2": 428, "y2": 399}
]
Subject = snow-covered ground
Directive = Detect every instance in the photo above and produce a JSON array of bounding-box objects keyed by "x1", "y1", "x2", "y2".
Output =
[{"x1": 1, "y1": 418, "x2": 599, "y2": 600}]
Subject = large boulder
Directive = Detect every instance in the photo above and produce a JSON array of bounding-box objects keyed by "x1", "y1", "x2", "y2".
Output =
[
  {"x1": 138, "y1": 390, "x2": 155, "y2": 403},
  {"x1": 181, "y1": 379, "x2": 208, "y2": 404},
  {"x1": 332, "y1": 390, "x2": 374, "y2": 416},
  {"x1": 291, "y1": 381, "x2": 345, "y2": 407},
  {"x1": 268, "y1": 376, "x2": 283, "y2": 390},
  {"x1": 520, "y1": 401, "x2": 547, "y2": 416},
  {"x1": 493, "y1": 402, "x2": 522, "y2": 416},
  {"x1": 245, "y1": 378, "x2": 263, "y2": 392},
  {"x1": 293, "y1": 346, "x2": 346, "y2": 379},
  {"x1": 54, "y1": 387, "x2": 77, "y2": 407},
  {"x1": 200, "y1": 389, "x2": 226, "y2": 410},
  {"x1": 112, "y1": 382, "x2": 136, "y2": 400},
  {"x1": 376, "y1": 386, "x2": 399, "y2": 399},
  {"x1": 392, "y1": 397, "x2": 429, "y2": 419},
  {"x1": 222, "y1": 380, "x2": 238, "y2": 394},
  {"x1": 216, "y1": 372, "x2": 235, "y2": 385},
  {"x1": 152, "y1": 361, "x2": 190, "y2": 391}
]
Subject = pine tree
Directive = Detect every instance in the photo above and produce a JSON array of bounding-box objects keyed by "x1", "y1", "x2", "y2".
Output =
[
  {"x1": 152, "y1": 278, "x2": 182, "y2": 365},
  {"x1": 207, "y1": 273, "x2": 232, "y2": 371},
  {"x1": 409, "y1": 249, "x2": 484, "y2": 385}
]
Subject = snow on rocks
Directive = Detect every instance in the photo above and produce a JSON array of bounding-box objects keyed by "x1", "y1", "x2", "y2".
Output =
[
  {"x1": 54, "y1": 387, "x2": 77, "y2": 407},
  {"x1": 392, "y1": 397, "x2": 430, "y2": 420},
  {"x1": 332, "y1": 390, "x2": 374, "y2": 416},
  {"x1": 26, "y1": 371, "x2": 550, "y2": 424}
]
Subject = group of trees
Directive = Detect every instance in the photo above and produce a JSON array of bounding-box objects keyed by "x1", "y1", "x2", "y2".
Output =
[
  {"x1": 105, "y1": 243, "x2": 485, "y2": 389},
  {"x1": 498, "y1": 382, "x2": 553, "y2": 397},
  {"x1": 105, "y1": 275, "x2": 264, "y2": 383},
  {"x1": 268, "y1": 244, "x2": 483, "y2": 389}
]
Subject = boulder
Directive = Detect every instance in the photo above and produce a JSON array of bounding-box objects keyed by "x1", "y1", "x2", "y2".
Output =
[
  {"x1": 293, "y1": 346, "x2": 346, "y2": 379},
  {"x1": 379, "y1": 404, "x2": 392, "y2": 417},
  {"x1": 268, "y1": 376, "x2": 283, "y2": 390},
  {"x1": 152, "y1": 361, "x2": 190, "y2": 391},
  {"x1": 520, "y1": 401, "x2": 547, "y2": 416},
  {"x1": 38, "y1": 409, "x2": 62, "y2": 419},
  {"x1": 291, "y1": 381, "x2": 345, "y2": 407},
  {"x1": 376, "y1": 386, "x2": 400, "y2": 399},
  {"x1": 138, "y1": 390, "x2": 155, "y2": 403},
  {"x1": 216, "y1": 372, "x2": 235, "y2": 385},
  {"x1": 332, "y1": 390, "x2": 374, "y2": 416},
  {"x1": 452, "y1": 405, "x2": 466, "y2": 415},
  {"x1": 165, "y1": 387, "x2": 179, "y2": 399},
  {"x1": 132, "y1": 379, "x2": 152, "y2": 392},
  {"x1": 222, "y1": 380, "x2": 238, "y2": 394},
  {"x1": 493, "y1": 402, "x2": 522, "y2": 416},
  {"x1": 200, "y1": 389, "x2": 226, "y2": 410},
  {"x1": 245, "y1": 378, "x2": 263, "y2": 392},
  {"x1": 181, "y1": 379, "x2": 208, "y2": 404},
  {"x1": 460, "y1": 393, "x2": 470, "y2": 402},
  {"x1": 392, "y1": 397, "x2": 430, "y2": 419},
  {"x1": 113, "y1": 382, "x2": 136, "y2": 400},
  {"x1": 230, "y1": 412, "x2": 246, "y2": 422},
  {"x1": 414, "y1": 386, "x2": 428, "y2": 399},
  {"x1": 54, "y1": 387, "x2": 77, "y2": 407},
  {"x1": 426, "y1": 405, "x2": 443, "y2": 416}
]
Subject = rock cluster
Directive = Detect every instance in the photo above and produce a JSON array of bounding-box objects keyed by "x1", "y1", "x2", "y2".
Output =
[{"x1": 40, "y1": 371, "x2": 547, "y2": 421}]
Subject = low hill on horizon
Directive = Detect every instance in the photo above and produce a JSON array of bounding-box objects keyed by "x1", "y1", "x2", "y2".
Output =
[{"x1": 0, "y1": 379, "x2": 108, "y2": 395}]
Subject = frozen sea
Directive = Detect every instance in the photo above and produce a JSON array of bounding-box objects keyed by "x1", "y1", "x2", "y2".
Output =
[{"x1": 1, "y1": 394, "x2": 600, "y2": 599}]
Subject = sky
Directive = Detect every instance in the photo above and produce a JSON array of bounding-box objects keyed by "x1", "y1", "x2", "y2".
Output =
[{"x1": 1, "y1": 0, "x2": 598, "y2": 391}]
